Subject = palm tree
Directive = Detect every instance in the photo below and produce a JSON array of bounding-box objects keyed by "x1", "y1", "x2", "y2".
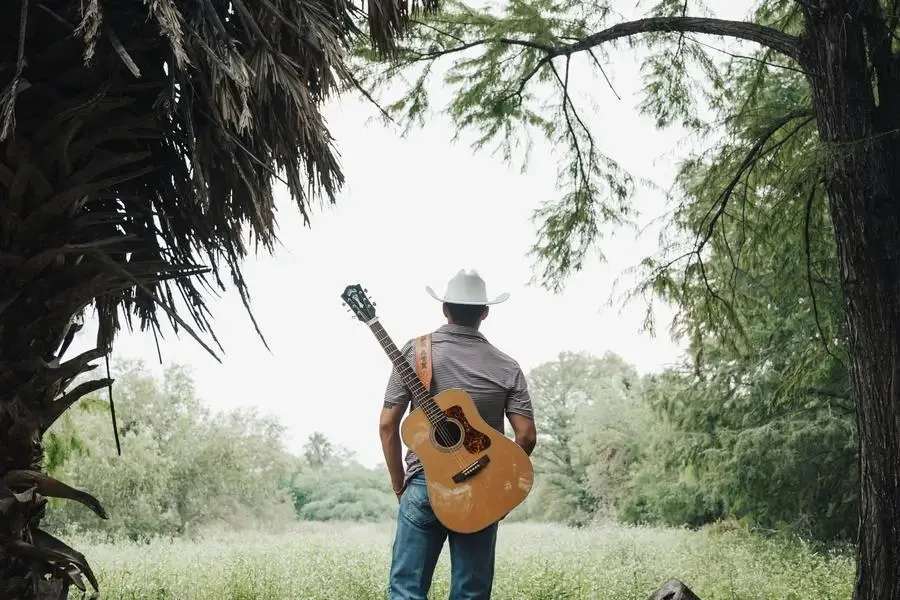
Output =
[
  {"x1": 303, "y1": 431, "x2": 336, "y2": 468},
  {"x1": 0, "y1": 1, "x2": 420, "y2": 597}
]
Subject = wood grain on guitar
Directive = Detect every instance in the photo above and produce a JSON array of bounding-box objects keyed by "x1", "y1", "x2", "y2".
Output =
[
  {"x1": 401, "y1": 388, "x2": 534, "y2": 533},
  {"x1": 341, "y1": 283, "x2": 535, "y2": 534}
]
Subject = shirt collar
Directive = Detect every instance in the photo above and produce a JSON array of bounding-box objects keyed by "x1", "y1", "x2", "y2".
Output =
[{"x1": 436, "y1": 323, "x2": 487, "y2": 340}]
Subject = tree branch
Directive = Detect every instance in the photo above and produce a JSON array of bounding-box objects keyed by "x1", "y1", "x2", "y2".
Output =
[
  {"x1": 404, "y1": 16, "x2": 803, "y2": 65},
  {"x1": 557, "y1": 17, "x2": 803, "y2": 63},
  {"x1": 803, "y1": 173, "x2": 847, "y2": 370},
  {"x1": 684, "y1": 35, "x2": 809, "y2": 75},
  {"x1": 696, "y1": 108, "x2": 814, "y2": 252}
]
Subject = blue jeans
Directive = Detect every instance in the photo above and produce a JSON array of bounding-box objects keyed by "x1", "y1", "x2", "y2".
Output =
[{"x1": 389, "y1": 474, "x2": 498, "y2": 600}]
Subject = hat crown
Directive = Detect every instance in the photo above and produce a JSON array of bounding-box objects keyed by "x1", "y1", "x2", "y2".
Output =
[
  {"x1": 444, "y1": 270, "x2": 486, "y2": 303},
  {"x1": 425, "y1": 269, "x2": 510, "y2": 305}
]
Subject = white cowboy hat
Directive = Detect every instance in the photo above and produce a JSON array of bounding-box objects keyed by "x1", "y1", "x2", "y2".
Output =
[{"x1": 425, "y1": 269, "x2": 510, "y2": 305}]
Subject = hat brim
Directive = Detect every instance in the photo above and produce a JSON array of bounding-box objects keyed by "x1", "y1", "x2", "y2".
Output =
[{"x1": 425, "y1": 286, "x2": 510, "y2": 305}]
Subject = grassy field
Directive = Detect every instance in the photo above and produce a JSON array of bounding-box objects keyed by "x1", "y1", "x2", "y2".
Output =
[{"x1": 75, "y1": 521, "x2": 853, "y2": 600}]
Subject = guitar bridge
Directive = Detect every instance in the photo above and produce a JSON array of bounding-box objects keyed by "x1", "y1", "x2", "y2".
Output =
[{"x1": 451, "y1": 455, "x2": 490, "y2": 483}]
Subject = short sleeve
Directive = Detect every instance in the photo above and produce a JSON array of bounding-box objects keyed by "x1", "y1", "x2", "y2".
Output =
[
  {"x1": 505, "y1": 366, "x2": 533, "y2": 420},
  {"x1": 383, "y1": 339, "x2": 414, "y2": 410}
]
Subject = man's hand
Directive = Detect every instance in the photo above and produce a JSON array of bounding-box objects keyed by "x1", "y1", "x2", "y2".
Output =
[
  {"x1": 392, "y1": 477, "x2": 406, "y2": 503},
  {"x1": 380, "y1": 404, "x2": 407, "y2": 503}
]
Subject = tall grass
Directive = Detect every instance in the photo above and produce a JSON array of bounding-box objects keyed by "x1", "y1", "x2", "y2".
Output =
[{"x1": 75, "y1": 522, "x2": 853, "y2": 599}]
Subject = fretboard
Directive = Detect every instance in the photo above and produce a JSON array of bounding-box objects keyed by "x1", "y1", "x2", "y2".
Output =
[{"x1": 369, "y1": 320, "x2": 444, "y2": 424}]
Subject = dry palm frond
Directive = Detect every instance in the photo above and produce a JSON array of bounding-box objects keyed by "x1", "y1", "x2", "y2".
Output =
[
  {"x1": 1, "y1": 0, "x2": 424, "y2": 354},
  {"x1": 0, "y1": 0, "x2": 434, "y2": 595}
]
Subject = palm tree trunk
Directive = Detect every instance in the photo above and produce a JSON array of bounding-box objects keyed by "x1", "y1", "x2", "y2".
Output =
[
  {"x1": 0, "y1": 396, "x2": 46, "y2": 597},
  {"x1": 0, "y1": 342, "x2": 97, "y2": 597},
  {"x1": 1, "y1": 96, "x2": 112, "y2": 600},
  {"x1": 0, "y1": 254, "x2": 108, "y2": 598}
]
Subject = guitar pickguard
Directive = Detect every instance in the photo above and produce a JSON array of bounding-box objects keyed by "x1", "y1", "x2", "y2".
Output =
[{"x1": 444, "y1": 405, "x2": 492, "y2": 454}]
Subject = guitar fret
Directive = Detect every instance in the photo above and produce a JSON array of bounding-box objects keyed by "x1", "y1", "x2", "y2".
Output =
[
  {"x1": 369, "y1": 321, "x2": 443, "y2": 424},
  {"x1": 342, "y1": 286, "x2": 443, "y2": 425}
]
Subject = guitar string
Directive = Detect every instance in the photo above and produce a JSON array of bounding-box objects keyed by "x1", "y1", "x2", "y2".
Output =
[
  {"x1": 361, "y1": 310, "x2": 468, "y2": 469},
  {"x1": 375, "y1": 328, "x2": 469, "y2": 470},
  {"x1": 347, "y1": 291, "x2": 469, "y2": 471},
  {"x1": 374, "y1": 327, "x2": 470, "y2": 470}
]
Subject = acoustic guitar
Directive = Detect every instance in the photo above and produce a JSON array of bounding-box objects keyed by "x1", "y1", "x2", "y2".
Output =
[{"x1": 341, "y1": 284, "x2": 534, "y2": 533}]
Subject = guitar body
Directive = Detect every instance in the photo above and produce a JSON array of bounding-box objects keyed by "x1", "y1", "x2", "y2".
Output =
[{"x1": 401, "y1": 387, "x2": 534, "y2": 534}]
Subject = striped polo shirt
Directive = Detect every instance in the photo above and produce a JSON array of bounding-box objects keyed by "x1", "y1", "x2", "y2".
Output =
[{"x1": 383, "y1": 323, "x2": 534, "y2": 483}]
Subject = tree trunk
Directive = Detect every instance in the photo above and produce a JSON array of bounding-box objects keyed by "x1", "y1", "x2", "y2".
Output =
[
  {"x1": 0, "y1": 142, "x2": 112, "y2": 599},
  {"x1": 0, "y1": 394, "x2": 50, "y2": 597},
  {"x1": 0, "y1": 20, "x2": 118, "y2": 595},
  {"x1": 803, "y1": 4, "x2": 900, "y2": 599},
  {"x1": 0, "y1": 119, "x2": 100, "y2": 595}
]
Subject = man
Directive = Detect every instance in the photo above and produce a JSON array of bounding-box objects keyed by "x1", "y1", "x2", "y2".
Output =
[{"x1": 379, "y1": 269, "x2": 538, "y2": 600}]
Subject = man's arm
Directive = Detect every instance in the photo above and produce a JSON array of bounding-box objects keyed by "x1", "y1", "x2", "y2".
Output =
[
  {"x1": 506, "y1": 366, "x2": 537, "y2": 455},
  {"x1": 379, "y1": 403, "x2": 407, "y2": 498},
  {"x1": 381, "y1": 340, "x2": 413, "y2": 500},
  {"x1": 507, "y1": 412, "x2": 537, "y2": 455}
]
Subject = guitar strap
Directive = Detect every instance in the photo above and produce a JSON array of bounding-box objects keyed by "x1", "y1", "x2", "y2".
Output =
[{"x1": 414, "y1": 333, "x2": 433, "y2": 395}]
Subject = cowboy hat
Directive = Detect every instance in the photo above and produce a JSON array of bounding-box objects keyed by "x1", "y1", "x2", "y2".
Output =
[{"x1": 425, "y1": 269, "x2": 510, "y2": 305}]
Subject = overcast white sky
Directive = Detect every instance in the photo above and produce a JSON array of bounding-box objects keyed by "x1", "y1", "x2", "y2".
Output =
[{"x1": 71, "y1": 2, "x2": 757, "y2": 467}]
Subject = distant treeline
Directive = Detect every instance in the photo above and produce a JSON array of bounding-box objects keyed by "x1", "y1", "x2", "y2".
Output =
[
  {"x1": 44, "y1": 361, "x2": 398, "y2": 541},
  {"x1": 504, "y1": 351, "x2": 855, "y2": 544},
  {"x1": 45, "y1": 347, "x2": 855, "y2": 543}
]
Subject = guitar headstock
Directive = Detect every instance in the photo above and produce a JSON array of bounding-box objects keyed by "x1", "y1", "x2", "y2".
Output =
[{"x1": 341, "y1": 284, "x2": 377, "y2": 323}]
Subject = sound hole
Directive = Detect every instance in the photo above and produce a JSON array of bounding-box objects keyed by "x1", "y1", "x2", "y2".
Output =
[{"x1": 432, "y1": 419, "x2": 463, "y2": 449}]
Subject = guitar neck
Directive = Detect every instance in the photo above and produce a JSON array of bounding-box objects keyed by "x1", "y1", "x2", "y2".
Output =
[{"x1": 368, "y1": 320, "x2": 441, "y2": 420}]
